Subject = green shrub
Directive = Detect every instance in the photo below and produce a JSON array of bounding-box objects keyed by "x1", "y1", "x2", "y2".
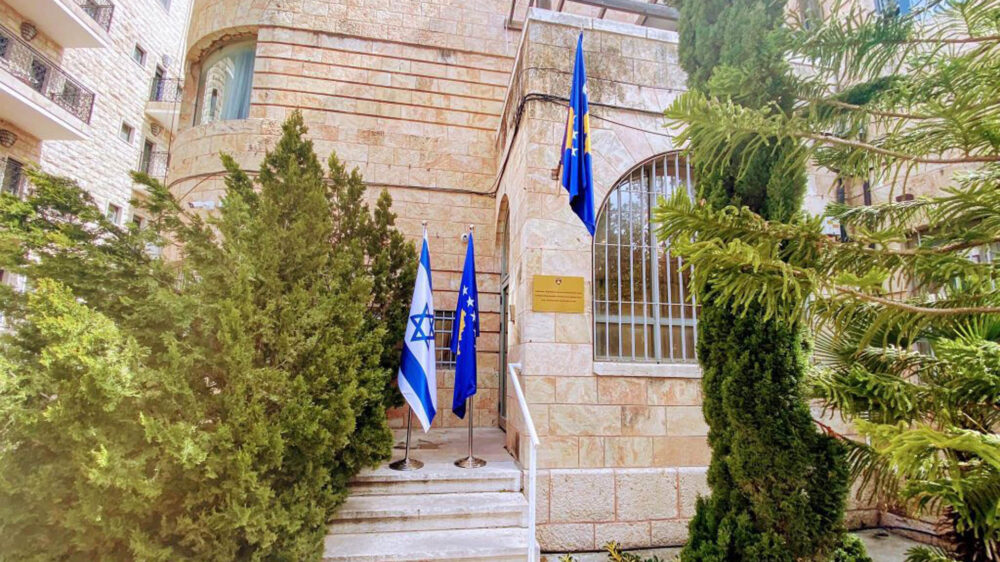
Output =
[{"x1": 0, "y1": 111, "x2": 412, "y2": 560}]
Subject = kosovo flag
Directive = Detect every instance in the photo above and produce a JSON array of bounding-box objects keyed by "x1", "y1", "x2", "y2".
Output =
[
  {"x1": 450, "y1": 232, "x2": 479, "y2": 419},
  {"x1": 561, "y1": 32, "x2": 595, "y2": 236}
]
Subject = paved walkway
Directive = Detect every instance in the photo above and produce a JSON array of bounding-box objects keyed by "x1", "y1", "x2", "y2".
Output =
[{"x1": 545, "y1": 528, "x2": 922, "y2": 561}]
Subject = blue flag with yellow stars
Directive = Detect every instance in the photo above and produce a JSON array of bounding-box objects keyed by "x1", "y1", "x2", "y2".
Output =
[
  {"x1": 450, "y1": 232, "x2": 479, "y2": 419},
  {"x1": 560, "y1": 32, "x2": 595, "y2": 236}
]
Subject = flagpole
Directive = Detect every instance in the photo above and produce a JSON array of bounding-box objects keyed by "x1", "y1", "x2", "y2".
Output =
[
  {"x1": 456, "y1": 224, "x2": 486, "y2": 469},
  {"x1": 391, "y1": 220, "x2": 431, "y2": 472},
  {"x1": 390, "y1": 406, "x2": 424, "y2": 471}
]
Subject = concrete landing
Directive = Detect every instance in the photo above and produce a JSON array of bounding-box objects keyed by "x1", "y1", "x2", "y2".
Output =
[
  {"x1": 542, "y1": 529, "x2": 924, "y2": 562},
  {"x1": 325, "y1": 427, "x2": 532, "y2": 562}
]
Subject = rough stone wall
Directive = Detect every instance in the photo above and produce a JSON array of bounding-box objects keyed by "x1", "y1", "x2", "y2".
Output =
[
  {"x1": 495, "y1": 13, "x2": 705, "y2": 550},
  {"x1": 38, "y1": 0, "x2": 192, "y2": 223}
]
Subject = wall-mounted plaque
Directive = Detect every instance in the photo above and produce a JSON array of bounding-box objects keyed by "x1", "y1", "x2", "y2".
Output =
[{"x1": 532, "y1": 275, "x2": 584, "y2": 313}]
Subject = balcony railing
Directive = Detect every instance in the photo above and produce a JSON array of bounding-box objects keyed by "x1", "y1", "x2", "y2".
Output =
[
  {"x1": 74, "y1": 0, "x2": 115, "y2": 32},
  {"x1": 0, "y1": 24, "x2": 96, "y2": 123},
  {"x1": 139, "y1": 150, "x2": 169, "y2": 179},
  {"x1": 149, "y1": 77, "x2": 182, "y2": 102}
]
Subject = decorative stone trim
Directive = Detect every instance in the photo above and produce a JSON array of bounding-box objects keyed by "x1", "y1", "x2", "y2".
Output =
[{"x1": 594, "y1": 362, "x2": 701, "y2": 379}]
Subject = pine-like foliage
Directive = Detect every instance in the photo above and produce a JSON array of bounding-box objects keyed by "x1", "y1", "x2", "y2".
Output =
[
  {"x1": 0, "y1": 111, "x2": 413, "y2": 560},
  {"x1": 672, "y1": 1, "x2": 859, "y2": 560},
  {"x1": 657, "y1": 1, "x2": 1000, "y2": 560}
]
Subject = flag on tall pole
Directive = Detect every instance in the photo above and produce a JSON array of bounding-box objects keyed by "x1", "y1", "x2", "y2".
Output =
[
  {"x1": 451, "y1": 230, "x2": 479, "y2": 419},
  {"x1": 398, "y1": 229, "x2": 437, "y2": 432},
  {"x1": 561, "y1": 32, "x2": 596, "y2": 236}
]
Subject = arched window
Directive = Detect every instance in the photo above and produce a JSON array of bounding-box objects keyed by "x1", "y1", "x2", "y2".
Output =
[
  {"x1": 594, "y1": 152, "x2": 698, "y2": 363},
  {"x1": 194, "y1": 40, "x2": 256, "y2": 125}
]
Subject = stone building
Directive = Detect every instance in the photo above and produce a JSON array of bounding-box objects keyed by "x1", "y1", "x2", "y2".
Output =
[
  {"x1": 0, "y1": 0, "x2": 192, "y2": 245},
  {"x1": 167, "y1": 0, "x2": 900, "y2": 551},
  {"x1": 56, "y1": 0, "x2": 964, "y2": 557},
  {"x1": 168, "y1": 0, "x2": 898, "y2": 556}
]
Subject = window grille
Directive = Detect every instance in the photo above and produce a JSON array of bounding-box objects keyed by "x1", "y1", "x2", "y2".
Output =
[
  {"x1": 435, "y1": 310, "x2": 456, "y2": 368},
  {"x1": 594, "y1": 152, "x2": 699, "y2": 363},
  {"x1": 1, "y1": 157, "x2": 25, "y2": 196}
]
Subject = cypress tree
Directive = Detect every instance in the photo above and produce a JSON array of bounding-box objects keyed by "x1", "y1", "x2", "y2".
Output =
[{"x1": 668, "y1": 2, "x2": 857, "y2": 560}]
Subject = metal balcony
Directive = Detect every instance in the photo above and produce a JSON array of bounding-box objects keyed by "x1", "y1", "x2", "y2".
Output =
[
  {"x1": 0, "y1": 23, "x2": 95, "y2": 139},
  {"x1": 0, "y1": 25, "x2": 93, "y2": 140},
  {"x1": 5, "y1": 0, "x2": 112, "y2": 48},
  {"x1": 139, "y1": 149, "x2": 169, "y2": 179},
  {"x1": 505, "y1": 0, "x2": 678, "y2": 31},
  {"x1": 150, "y1": 77, "x2": 183, "y2": 103},
  {"x1": 73, "y1": 0, "x2": 115, "y2": 31},
  {"x1": 146, "y1": 77, "x2": 182, "y2": 133}
]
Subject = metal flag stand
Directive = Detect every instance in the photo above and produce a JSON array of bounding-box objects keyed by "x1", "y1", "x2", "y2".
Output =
[
  {"x1": 390, "y1": 220, "x2": 431, "y2": 472},
  {"x1": 455, "y1": 397, "x2": 486, "y2": 468},
  {"x1": 455, "y1": 224, "x2": 486, "y2": 469},
  {"x1": 389, "y1": 405, "x2": 424, "y2": 472}
]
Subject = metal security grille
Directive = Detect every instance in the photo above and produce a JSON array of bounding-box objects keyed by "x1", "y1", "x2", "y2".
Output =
[
  {"x1": 434, "y1": 310, "x2": 456, "y2": 369},
  {"x1": 1, "y1": 156, "x2": 25, "y2": 197},
  {"x1": 594, "y1": 152, "x2": 698, "y2": 363}
]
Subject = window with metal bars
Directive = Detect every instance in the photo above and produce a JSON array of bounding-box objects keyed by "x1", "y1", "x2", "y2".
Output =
[
  {"x1": 594, "y1": 152, "x2": 699, "y2": 363},
  {"x1": 435, "y1": 310, "x2": 456, "y2": 369},
  {"x1": 1, "y1": 157, "x2": 24, "y2": 197}
]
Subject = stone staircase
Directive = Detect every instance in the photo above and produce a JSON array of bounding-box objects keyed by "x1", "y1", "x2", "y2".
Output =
[{"x1": 323, "y1": 429, "x2": 534, "y2": 561}]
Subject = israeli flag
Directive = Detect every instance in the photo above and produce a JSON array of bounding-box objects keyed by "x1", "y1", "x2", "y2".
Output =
[{"x1": 398, "y1": 232, "x2": 438, "y2": 432}]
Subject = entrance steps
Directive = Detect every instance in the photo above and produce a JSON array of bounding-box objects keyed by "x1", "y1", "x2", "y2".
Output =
[{"x1": 323, "y1": 428, "x2": 534, "y2": 561}]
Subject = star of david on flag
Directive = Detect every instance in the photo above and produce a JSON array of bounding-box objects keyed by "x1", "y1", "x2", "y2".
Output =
[
  {"x1": 409, "y1": 304, "x2": 434, "y2": 343},
  {"x1": 397, "y1": 232, "x2": 437, "y2": 432}
]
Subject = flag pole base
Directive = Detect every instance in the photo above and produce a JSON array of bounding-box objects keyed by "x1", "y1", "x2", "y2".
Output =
[
  {"x1": 389, "y1": 457, "x2": 424, "y2": 471},
  {"x1": 454, "y1": 455, "x2": 486, "y2": 469},
  {"x1": 389, "y1": 406, "x2": 423, "y2": 471}
]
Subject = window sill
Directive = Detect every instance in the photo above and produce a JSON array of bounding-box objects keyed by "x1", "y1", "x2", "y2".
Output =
[{"x1": 594, "y1": 361, "x2": 701, "y2": 379}]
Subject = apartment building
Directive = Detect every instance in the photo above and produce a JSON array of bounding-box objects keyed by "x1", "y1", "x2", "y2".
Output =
[{"x1": 0, "y1": 0, "x2": 191, "y2": 231}]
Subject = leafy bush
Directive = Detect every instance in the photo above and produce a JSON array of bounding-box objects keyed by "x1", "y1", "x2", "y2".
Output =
[{"x1": 0, "y1": 111, "x2": 413, "y2": 560}]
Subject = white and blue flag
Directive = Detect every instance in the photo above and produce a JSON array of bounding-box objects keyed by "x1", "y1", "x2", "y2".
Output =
[{"x1": 398, "y1": 231, "x2": 438, "y2": 432}]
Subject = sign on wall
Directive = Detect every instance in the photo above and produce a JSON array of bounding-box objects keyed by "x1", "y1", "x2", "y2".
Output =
[{"x1": 532, "y1": 275, "x2": 584, "y2": 313}]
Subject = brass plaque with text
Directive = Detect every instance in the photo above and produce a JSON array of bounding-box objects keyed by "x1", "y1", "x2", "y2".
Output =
[{"x1": 532, "y1": 275, "x2": 584, "y2": 313}]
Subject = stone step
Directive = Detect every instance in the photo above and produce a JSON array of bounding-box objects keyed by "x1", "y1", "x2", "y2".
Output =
[
  {"x1": 322, "y1": 527, "x2": 530, "y2": 561},
  {"x1": 328, "y1": 491, "x2": 528, "y2": 534},
  {"x1": 349, "y1": 463, "x2": 522, "y2": 496}
]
